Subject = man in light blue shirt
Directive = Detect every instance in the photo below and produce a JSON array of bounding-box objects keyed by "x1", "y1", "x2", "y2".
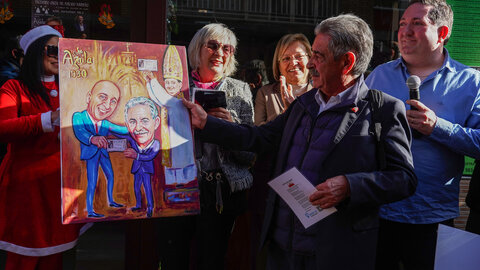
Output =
[{"x1": 366, "y1": 0, "x2": 480, "y2": 269}]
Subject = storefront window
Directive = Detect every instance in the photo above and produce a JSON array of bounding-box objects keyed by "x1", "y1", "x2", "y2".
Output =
[{"x1": 0, "y1": 0, "x2": 132, "y2": 42}]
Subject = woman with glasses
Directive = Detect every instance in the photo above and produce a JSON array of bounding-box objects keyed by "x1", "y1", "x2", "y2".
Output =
[
  {"x1": 189, "y1": 22, "x2": 254, "y2": 270},
  {"x1": 158, "y1": 23, "x2": 254, "y2": 270},
  {"x1": 0, "y1": 26, "x2": 84, "y2": 270},
  {"x1": 254, "y1": 33, "x2": 313, "y2": 125}
]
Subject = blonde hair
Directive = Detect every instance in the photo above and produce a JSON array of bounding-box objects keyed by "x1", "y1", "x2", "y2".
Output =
[
  {"x1": 188, "y1": 23, "x2": 238, "y2": 78},
  {"x1": 272, "y1": 33, "x2": 312, "y2": 81}
]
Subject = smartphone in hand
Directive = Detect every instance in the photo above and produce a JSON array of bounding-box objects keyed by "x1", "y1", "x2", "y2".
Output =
[{"x1": 193, "y1": 88, "x2": 227, "y2": 110}]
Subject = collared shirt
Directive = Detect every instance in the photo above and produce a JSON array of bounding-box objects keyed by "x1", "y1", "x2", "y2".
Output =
[
  {"x1": 86, "y1": 112, "x2": 102, "y2": 134},
  {"x1": 314, "y1": 80, "x2": 358, "y2": 115},
  {"x1": 136, "y1": 138, "x2": 155, "y2": 151},
  {"x1": 135, "y1": 139, "x2": 155, "y2": 160},
  {"x1": 366, "y1": 49, "x2": 480, "y2": 224},
  {"x1": 85, "y1": 112, "x2": 103, "y2": 145}
]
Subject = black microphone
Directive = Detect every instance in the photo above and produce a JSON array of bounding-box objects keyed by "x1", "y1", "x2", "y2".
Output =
[
  {"x1": 406, "y1": 75, "x2": 422, "y2": 138},
  {"x1": 406, "y1": 75, "x2": 421, "y2": 110}
]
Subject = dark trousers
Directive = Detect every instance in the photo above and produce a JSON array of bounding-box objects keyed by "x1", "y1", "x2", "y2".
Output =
[
  {"x1": 156, "y1": 211, "x2": 238, "y2": 270},
  {"x1": 196, "y1": 175, "x2": 246, "y2": 270},
  {"x1": 157, "y1": 175, "x2": 246, "y2": 270},
  {"x1": 466, "y1": 208, "x2": 480, "y2": 235},
  {"x1": 265, "y1": 241, "x2": 316, "y2": 270},
  {"x1": 466, "y1": 160, "x2": 480, "y2": 235},
  {"x1": 376, "y1": 218, "x2": 454, "y2": 270},
  {"x1": 133, "y1": 171, "x2": 154, "y2": 211},
  {"x1": 157, "y1": 216, "x2": 196, "y2": 270},
  {"x1": 196, "y1": 210, "x2": 237, "y2": 270}
]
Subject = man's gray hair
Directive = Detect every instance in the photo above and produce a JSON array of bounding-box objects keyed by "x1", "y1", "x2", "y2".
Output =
[
  {"x1": 314, "y1": 14, "x2": 373, "y2": 77},
  {"x1": 408, "y1": 0, "x2": 453, "y2": 45},
  {"x1": 187, "y1": 23, "x2": 238, "y2": 77},
  {"x1": 124, "y1": 96, "x2": 159, "y2": 122}
]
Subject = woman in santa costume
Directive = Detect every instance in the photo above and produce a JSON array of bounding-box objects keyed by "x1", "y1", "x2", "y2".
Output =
[{"x1": 0, "y1": 25, "x2": 88, "y2": 270}]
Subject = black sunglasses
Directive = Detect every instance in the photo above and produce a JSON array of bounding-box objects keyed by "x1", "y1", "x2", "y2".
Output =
[{"x1": 45, "y1": 45, "x2": 58, "y2": 58}]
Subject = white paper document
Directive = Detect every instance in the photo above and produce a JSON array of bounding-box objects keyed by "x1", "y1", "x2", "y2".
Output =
[
  {"x1": 268, "y1": 167, "x2": 337, "y2": 229},
  {"x1": 435, "y1": 224, "x2": 480, "y2": 270}
]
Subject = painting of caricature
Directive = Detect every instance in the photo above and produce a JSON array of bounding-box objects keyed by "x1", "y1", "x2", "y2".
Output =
[
  {"x1": 60, "y1": 39, "x2": 199, "y2": 224},
  {"x1": 144, "y1": 45, "x2": 197, "y2": 186}
]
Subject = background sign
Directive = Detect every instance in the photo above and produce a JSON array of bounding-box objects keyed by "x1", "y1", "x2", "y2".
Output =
[{"x1": 31, "y1": 0, "x2": 88, "y2": 27}]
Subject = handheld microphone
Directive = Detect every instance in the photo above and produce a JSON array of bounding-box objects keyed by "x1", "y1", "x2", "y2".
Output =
[
  {"x1": 406, "y1": 75, "x2": 421, "y2": 110},
  {"x1": 406, "y1": 75, "x2": 422, "y2": 138}
]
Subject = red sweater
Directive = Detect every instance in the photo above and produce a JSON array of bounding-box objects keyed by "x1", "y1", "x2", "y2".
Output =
[{"x1": 0, "y1": 79, "x2": 85, "y2": 256}]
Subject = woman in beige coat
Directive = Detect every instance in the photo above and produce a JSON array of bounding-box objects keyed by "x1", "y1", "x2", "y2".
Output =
[{"x1": 254, "y1": 33, "x2": 313, "y2": 125}]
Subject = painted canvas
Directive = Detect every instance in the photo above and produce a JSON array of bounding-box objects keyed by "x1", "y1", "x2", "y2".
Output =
[{"x1": 59, "y1": 39, "x2": 199, "y2": 224}]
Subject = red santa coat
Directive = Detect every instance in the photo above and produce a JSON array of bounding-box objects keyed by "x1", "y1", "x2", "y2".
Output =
[{"x1": 0, "y1": 79, "x2": 86, "y2": 256}]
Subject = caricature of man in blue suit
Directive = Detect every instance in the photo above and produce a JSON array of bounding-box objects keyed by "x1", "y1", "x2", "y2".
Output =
[
  {"x1": 72, "y1": 80, "x2": 128, "y2": 218},
  {"x1": 121, "y1": 97, "x2": 161, "y2": 218}
]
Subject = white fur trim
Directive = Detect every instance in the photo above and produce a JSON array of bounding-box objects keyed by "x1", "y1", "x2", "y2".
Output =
[
  {"x1": 20, "y1": 25, "x2": 62, "y2": 53},
  {"x1": 0, "y1": 223, "x2": 93, "y2": 256}
]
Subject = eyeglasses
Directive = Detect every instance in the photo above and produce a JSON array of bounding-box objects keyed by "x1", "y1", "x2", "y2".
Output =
[
  {"x1": 279, "y1": 53, "x2": 308, "y2": 64},
  {"x1": 205, "y1": 40, "x2": 235, "y2": 55},
  {"x1": 45, "y1": 45, "x2": 58, "y2": 58}
]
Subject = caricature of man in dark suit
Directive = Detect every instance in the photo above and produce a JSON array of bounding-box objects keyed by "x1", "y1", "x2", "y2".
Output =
[{"x1": 122, "y1": 96, "x2": 161, "y2": 218}]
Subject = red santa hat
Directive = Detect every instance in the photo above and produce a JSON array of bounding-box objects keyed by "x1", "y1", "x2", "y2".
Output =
[{"x1": 20, "y1": 25, "x2": 62, "y2": 54}]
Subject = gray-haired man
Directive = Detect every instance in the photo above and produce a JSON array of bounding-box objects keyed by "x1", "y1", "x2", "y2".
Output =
[{"x1": 183, "y1": 14, "x2": 416, "y2": 270}]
